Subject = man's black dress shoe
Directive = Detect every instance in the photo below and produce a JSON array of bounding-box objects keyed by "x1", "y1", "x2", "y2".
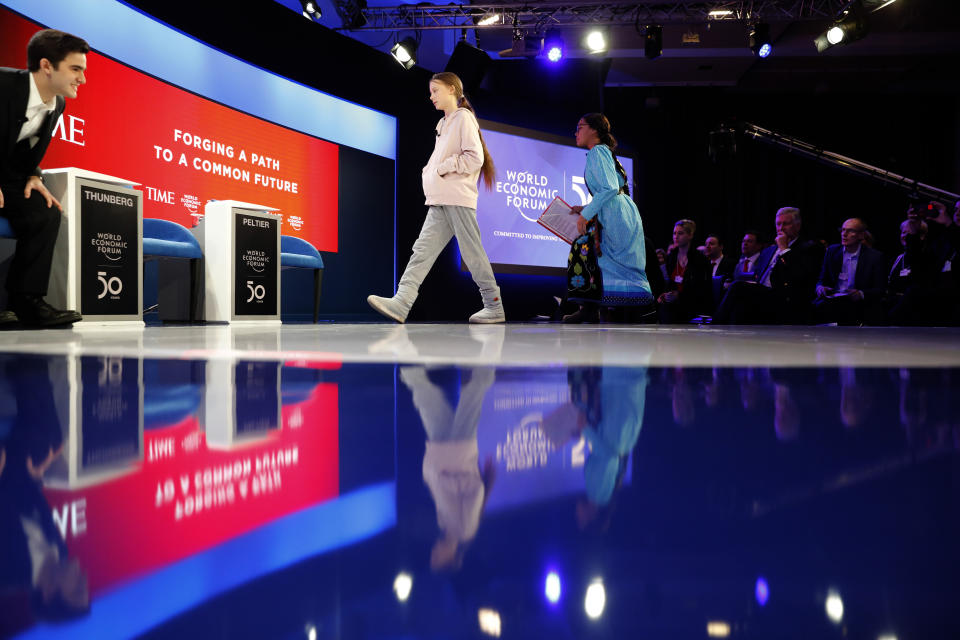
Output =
[
  {"x1": 0, "y1": 309, "x2": 19, "y2": 329},
  {"x1": 8, "y1": 294, "x2": 82, "y2": 328}
]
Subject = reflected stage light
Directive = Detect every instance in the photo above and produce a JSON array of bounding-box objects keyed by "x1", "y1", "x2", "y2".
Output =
[
  {"x1": 545, "y1": 571, "x2": 562, "y2": 603},
  {"x1": 584, "y1": 579, "x2": 606, "y2": 619}
]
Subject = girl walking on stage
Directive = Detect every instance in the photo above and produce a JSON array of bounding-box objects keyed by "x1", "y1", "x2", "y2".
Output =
[
  {"x1": 368, "y1": 72, "x2": 505, "y2": 324},
  {"x1": 564, "y1": 113, "x2": 654, "y2": 323}
]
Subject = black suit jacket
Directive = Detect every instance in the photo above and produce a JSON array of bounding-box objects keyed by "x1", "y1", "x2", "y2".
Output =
[
  {"x1": 765, "y1": 238, "x2": 825, "y2": 304},
  {"x1": 817, "y1": 244, "x2": 887, "y2": 302},
  {"x1": 708, "y1": 255, "x2": 737, "y2": 280},
  {"x1": 0, "y1": 67, "x2": 65, "y2": 182}
]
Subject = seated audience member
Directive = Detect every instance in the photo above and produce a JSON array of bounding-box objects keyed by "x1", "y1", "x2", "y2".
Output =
[
  {"x1": 886, "y1": 219, "x2": 941, "y2": 326},
  {"x1": 658, "y1": 219, "x2": 711, "y2": 323},
  {"x1": 813, "y1": 218, "x2": 886, "y2": 325},
  {"x1": 703, "y1": 235, "x2": 736, "y2": 280},
  {"x1": 947, "y1": 200, "x2": 960, "y2": 324},
  {"x1": 644, "y1": 236, "x2": 666, "y2": 302},
  {"x1": 730, "y1": 231, "x2": 764, "y2": 285},
  {"x1": 907, "y1": 198, "x2": 953, "y2": 263},
  {"x1": 714, "y1": 207, "x2": 824, "y2": 324}
]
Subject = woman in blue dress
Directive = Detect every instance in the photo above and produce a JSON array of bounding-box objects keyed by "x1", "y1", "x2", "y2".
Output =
[{"x1": 564, "y1": 113, "x2": 654, "y2": 323}]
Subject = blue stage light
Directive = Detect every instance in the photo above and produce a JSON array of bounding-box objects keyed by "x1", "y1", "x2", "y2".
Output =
[
  {"x1": 755, "y1": 577, "x2": 770, "y2": 606},
  {"x1": 544, "y1": 30, "x2": 564, "y2": 62},
  {"x1": 750, "y1": 23, "x2": 771, "y2": 58}
]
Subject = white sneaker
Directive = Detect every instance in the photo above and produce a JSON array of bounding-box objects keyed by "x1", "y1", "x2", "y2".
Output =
[
  {"x1": 367, "y1": 295, "x2": 408, "y2": 323},
  {"x1": 368, "y1": 325, "x2": 418, "y2": 357},
  {"x1": 469, "y1": 306, "x2": 505, "y2": 324}
]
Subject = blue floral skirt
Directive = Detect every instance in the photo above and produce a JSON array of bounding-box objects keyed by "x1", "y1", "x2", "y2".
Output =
[
  {"x1": 568, "y1": 219, "x2": 655, "y2": 307},
  {"x1": 567, "y1": 220, "x2": 603, "y2": 303}
]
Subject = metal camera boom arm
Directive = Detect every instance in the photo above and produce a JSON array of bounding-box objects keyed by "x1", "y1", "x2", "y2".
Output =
[{"x1": 741, "y1": 121, "x2": 960, "y2": 203}]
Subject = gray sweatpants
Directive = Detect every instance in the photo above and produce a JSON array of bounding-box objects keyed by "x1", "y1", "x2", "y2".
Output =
[{"x1": 396, "y1": 205, "x2": 500, "y2": 308}]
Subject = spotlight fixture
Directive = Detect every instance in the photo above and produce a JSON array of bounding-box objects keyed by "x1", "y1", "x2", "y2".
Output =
[
  {"x1": 544, "y1": 30, "x2": 564, "y2": 62},
  {"x1": 334, "y1": 0, "x2": 367, "y2": 29},
  {"x1": 391, "y1": 37, "x2": 418, "y2": 70},
  {"x1": 585, "y1": 30, "x2": 607, "y2": 54},
  {"x1": 476, "y1": 11, "x2": 500, "y2": 26},
  {"x1": 644, "y1": 24, "x2": 662, "y2": 59},
  {"x1": 750, "y1": 23, "x2": 772, "y2": 58},
  {"x1": 300, "y1": 0, "x2": 321, "y2": 20},
  {"x1": 815, "y1": 0, "x2": 867, "y2": 52},
  {"x1": 499, "y1": 28, "x2": 543, "y2": 58}
]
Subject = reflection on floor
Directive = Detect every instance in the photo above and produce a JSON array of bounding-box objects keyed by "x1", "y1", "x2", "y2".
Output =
[{"x1": 1, "y1": 324, "x2": 958, "y2": 639}]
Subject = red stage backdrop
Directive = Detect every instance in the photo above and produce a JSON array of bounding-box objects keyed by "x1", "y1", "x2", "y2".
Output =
[{"x1": 0, "y1": 9, "x2": 340, "y2": 251}]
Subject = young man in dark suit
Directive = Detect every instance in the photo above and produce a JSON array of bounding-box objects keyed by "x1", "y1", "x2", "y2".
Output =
[
  {"x1": 813, "y1": 218, "x2": 887, "y2": 325},
  {"x1": 0, "y1": 29, "x2": 88, "y2": 328},
  {"x1": 703, "y1": 234, "x2": 737, "y2": 280}
]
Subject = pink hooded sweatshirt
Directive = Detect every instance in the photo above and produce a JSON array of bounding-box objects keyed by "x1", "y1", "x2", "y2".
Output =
[{"x1": 422, "y1": 107, "x2": 484, "y2": 210}]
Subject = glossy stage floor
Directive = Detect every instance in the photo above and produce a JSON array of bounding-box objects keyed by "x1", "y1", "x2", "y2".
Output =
[{"x1": 1, "y1": 323, "x2": 958, "y2": 639}]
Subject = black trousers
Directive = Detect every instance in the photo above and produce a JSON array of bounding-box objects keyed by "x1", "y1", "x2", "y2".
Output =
[
  {"x1": 714, "y1": 281, "x2": 779, "y2": 324},
  {"x1": 0, "y1": 176, "x2": 61, "y2": 297}
]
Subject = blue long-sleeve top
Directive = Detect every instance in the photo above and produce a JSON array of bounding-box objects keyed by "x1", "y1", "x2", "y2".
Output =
[{"x1": 580, "y1": 144, "x2": 625, "y2": 222}]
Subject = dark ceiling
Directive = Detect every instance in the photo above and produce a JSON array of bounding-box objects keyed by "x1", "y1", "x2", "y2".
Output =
[{"x1": 273, "y1": 0, "x2": 960, "y2": 92}]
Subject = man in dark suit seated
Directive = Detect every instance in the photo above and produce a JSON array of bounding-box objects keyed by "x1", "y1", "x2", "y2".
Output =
[
  {"x1": 886, "y1": 219, "x2": 942, "y2": 326},
  {"x1": 728, "y1": 230, "x2": 764, "y2": 285},
  {"x1": 813, "y1": 218, "x2": 887, "y2": 325},
  {"x1": 703, "y1": 234, "x2": 737, "y2": 280},
  {"x1": 714, "y1": 207, "x2": 825, "y2": 325},
  {"x1": 1, "y1": 29, "x2": 88, "y2": 328}
]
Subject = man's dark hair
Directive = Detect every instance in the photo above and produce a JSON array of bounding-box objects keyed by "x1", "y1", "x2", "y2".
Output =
[{"x1": 27, "y1": 29, "x2": 90, "y2": 72}]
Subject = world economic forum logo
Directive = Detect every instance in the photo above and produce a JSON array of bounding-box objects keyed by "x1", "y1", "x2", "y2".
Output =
[{"x1": 494, "y1": 170, "x2": 591, "y2": 221}]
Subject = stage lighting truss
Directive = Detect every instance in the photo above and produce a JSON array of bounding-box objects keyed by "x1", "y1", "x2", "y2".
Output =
[{"x1": 335, "y1": 0, "x2": 849, "y2": 32}]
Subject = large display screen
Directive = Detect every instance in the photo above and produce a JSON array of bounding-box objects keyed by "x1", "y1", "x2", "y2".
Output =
[
  {"x1": 476, "y1": 121, "x2": 634, "y2": 275},
  {"x1": 0, "y1": 1, "x2": 396, "y2": 253}
]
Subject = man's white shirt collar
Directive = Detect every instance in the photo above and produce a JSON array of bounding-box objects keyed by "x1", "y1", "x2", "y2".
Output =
[{"x1": 27, "y1": 72, "x2": 58, "y2": 115}]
